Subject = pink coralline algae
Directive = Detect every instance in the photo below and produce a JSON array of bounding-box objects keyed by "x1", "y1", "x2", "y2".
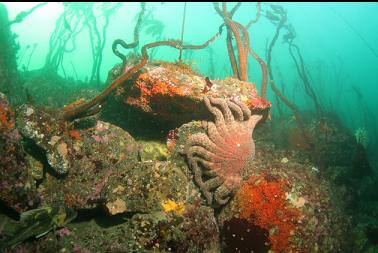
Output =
[
  {"x1": 73, "y1": 245, "x2": 91, "y2": 253},
  {"x1": 184, "y1": 97, "x2": 262, "y2": 207},
  {"x1": 56, "y1": 227, "x2": 72, "y2": 237}
]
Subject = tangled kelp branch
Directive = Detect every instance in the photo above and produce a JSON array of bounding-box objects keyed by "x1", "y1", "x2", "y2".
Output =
[
  {"x1": 241, "y1": 3, "x2": 268, "y2": 98},
  {"x1": 85, "y1": 6, "x2": 101, "y2": 82},
  {"x1": 270, "y1": 79, "x2": 306, "y2": 129},
  {"x1": 86, "y1": 3, "x2": 122, "y2": 84},
  {"x1": 63, "y1": 30, "x2": 223, "y2": 121},
  {"x1": 213, "y1": 2, "x2": 250, "y2": 81},
  {"x1": 227, "y1": 18, "x2": 249, "y2": 82},
  {"x1": 225, "y1": 27, "x2": 240, "y2": 79},
  {"x1": 245, "y1": 2, "x2": 261, "y2": 30},
  {"x1": 245, "y1": 3, "x2": 267, "y2": 98},
  {"x1": 213, "y1": 2, "x2": 241, "y2": 19},
  {"x1": 225, "y1": 3, "x2": 267, "y2": 97},
  {"x1": 112, "y1": 3, "x2": 146, "y2": 63},
  {"x1": 7, "y1": 2, "x2": 48, "y2": 27},
  {"x1": 266, "y1": 4, "x2": 313, "y2": 149},
  {"x1": 288, "y1": 42, "x2": 322, "y2": 117},
  {"x1": 224, "y1": 4, "x2": 249, "y2": 81},
  {"x1": 214, "y1": 2, "x2": 266, "y2": 91},
  {"x1": 249, "y1": 45, "x2": 268, "y2": 98},
  {"x1": 282, "y1": 23, "x2": 322, "y2": 117},
  {"x1": 266, "y1": 5, "x2": 286, "y2": 76},
  {"x1": 95, "y1": 4, "x2": 122, "y2": 83},
  {"x1": 45, "y1": 3, "x2": 92, "y2": 72},
  {"x1": 213, "y1": 3, "x2": 239, "y2": 79},
  {"x1": 234, "y1": 21, "x2": 268, "y2": 99},
  {"x1": 45, "y1": 3, "x2": 120, "y2": 82},
  {"x1": 229, "y1": 2, "x2": 242, "y2": 17}
]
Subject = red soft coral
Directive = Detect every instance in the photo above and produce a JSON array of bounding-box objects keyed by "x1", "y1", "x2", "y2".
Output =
[{"x1": 237, "y1": 173, "x2": 301, "y2": 252}]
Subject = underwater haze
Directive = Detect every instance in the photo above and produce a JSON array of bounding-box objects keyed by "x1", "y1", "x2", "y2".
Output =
[{"x1": 1, "y1": 2, "x2": 378, "y2": 253}]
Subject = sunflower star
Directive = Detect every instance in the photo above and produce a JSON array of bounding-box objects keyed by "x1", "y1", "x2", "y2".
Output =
[{"x1": 184, "y1": 97, "x2": 262, "y2": 207}]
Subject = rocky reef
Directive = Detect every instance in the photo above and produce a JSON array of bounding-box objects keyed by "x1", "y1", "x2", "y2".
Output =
[
  {"x1": 1, "y1": 1, "x2": 378, "y2": 251},
  {"x1": 0, "y1": 93, "x2": 40, "y2": 213},
  {"x1": 0, "y1": 60, "x2": 371, "y2": 252},
  {"x1": 101, "y1": 61, "x2": 271, "y2": 139}
]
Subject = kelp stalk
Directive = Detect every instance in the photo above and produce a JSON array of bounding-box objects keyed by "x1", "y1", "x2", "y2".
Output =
[
  {"x1": 7, "y1": 2, "x2": 47, "y2": 27},
  {"x1": 266, "y1": 5, "x2": 313, "y2": 149},
  {"x1": 213, "y1": 2, "x2": 250, "y2": 81},
  {"x1": 112, "y1": 3, "x2": 146, "y2": 63},
  {"x1": 288, "y1": 42, "x2": 322, "y2": 117}
]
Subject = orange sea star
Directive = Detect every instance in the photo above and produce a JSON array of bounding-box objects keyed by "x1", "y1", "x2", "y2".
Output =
[{"x1": 184, "y1": 97, "x2": 262, "y2": 207}]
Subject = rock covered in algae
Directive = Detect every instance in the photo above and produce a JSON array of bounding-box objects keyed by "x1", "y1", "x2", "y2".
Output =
[
  {"x1": 36, "y1": 119, "x2": 140, "y2": 209},
  {"x1": 284, "y1": 117, "x2": 356, "y2": 168},
  {"x1": 19, "y1": 205, "x2": 220, "y2": 253},
  {"x1": 217, "y1": 140, "x2": 352, "y2": 253},
  {"x1": 138, "y1": 140, "x2": 170, "y2": 161},
  {"x1": 0, "y1": 92, "x2": 40, "y2": 212},
  {"x1": 110, "y1": 61, "x2": 271, "y2": 126},
  {"x1": 14, "y1": 103, "x2": 140, "y2": 209},
  {"x1": 16, "y1": 104, "x2": 72, "y2": 175},
  {"x1": 101, "y1": 160, "x2": 201, "y2": 215}
]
